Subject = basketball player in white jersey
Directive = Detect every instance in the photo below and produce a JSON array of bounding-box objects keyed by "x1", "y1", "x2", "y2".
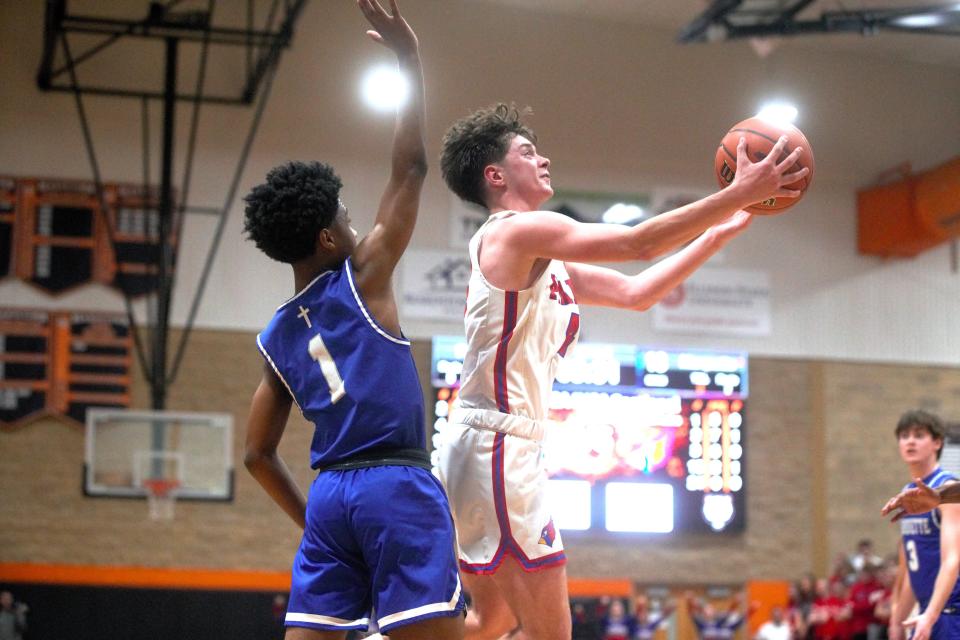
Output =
[{"x1": 437, "y1": 104, "x2": 807, "y2": 640}]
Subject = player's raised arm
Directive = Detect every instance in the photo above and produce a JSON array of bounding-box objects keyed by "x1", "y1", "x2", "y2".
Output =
[
  {"x1": 490, "y1": 138, "x2": 806, "y2": 266},
  {"x1": 351, "y1": 0, "x2": 426, "y2": 294},
  {"x1": 564, "y1": 211, "x2": 752, "y2": 309}
]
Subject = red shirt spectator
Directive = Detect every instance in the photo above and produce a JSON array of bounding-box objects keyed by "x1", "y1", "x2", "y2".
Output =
[{"x1": 847, "y1": 568, "x2": 883, "y2": 639}]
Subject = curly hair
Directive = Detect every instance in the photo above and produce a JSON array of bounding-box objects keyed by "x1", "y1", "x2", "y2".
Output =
[
  {"x1": 896, "y1": 408, "x2": 945, "y2": 459},
  {"x1": 243, "y1": 161, "x2": 343, "y2": 264},
  {"x1": 440, "y1": 103, "x2": 537, "y2": 208}
]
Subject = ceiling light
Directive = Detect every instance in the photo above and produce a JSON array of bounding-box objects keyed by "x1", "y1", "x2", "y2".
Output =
[
  {"x1": 361, "y1": 64, "x2": 409, "y2": 112},
  {"x1": 601, "y1": 203, "x2": 646, "y2": 225},
  {"x1": 756, "y1": 102, "x2": 798, "y2": 127},
  {"x1": 892, "y1": 13, "x2": 947, "y2": 28}
]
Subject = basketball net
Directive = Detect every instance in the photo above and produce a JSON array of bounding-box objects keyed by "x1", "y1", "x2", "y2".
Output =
[{"x1": 143, "y1": 478, "x2": 180, "y2": 521}]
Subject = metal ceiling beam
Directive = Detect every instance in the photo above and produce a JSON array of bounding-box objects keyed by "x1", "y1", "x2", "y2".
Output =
[
  {"x1": 679, "y1": 1, "x2": 960, "y2": 43},
  {"x1": 37, "y1": 0, "x2": 307, "y2": 105}
]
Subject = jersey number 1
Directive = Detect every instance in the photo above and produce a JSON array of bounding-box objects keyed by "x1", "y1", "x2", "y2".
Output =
[{"x1": 309, "y1": 334, "x2": 345, "y2": 403}]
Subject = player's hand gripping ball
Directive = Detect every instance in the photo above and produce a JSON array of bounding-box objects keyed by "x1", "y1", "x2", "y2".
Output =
[{"x1": 715, "y1": 117, "x2": 814, "y2": 214}]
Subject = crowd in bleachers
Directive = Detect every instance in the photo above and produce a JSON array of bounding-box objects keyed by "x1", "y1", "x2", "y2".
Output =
[
  {"x1": 568, "y1": 538, "x2": 896, "y2": 640},
  {"x1": 782, "y1": 539, "x2": 895, "y2": 640}
]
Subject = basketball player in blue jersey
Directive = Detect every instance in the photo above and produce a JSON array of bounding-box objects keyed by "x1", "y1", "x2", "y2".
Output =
[
  {"x1": 885, "y1": 410, "x2": 960, "y2": 640},
  {"x1": 242, "y1": 2, "x2": 464, "y2": 638}
]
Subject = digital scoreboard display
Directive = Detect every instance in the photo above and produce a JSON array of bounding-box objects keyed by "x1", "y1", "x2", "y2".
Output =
[{"x1": 430, "y1": 337, "x2": 748, "y2": 534}]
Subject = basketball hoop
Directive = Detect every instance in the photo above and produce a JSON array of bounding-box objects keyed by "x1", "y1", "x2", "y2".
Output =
[{"x1": 143, "y1": 478, "x2": 180, "y2": 521}]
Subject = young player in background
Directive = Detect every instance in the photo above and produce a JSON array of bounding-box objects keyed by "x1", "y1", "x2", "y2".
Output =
[{"x1": 887, "y1": 409, "x2": 960, "y2": 640}]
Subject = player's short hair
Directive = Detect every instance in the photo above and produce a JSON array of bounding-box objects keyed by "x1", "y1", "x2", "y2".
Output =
[
  {"x1": 243, "y1": 161, "x2": 342, "y2": 263},
  {"x1": 440, "y1": 103, "x2": 537, "y2": 209},
  {"x1": 896, "y1": 409, "x2": 945, "y2": 458}
]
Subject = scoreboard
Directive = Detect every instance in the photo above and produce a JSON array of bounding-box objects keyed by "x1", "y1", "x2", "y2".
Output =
[{"x1": 430, "y1": 337, "x2": 748, "y2": 534}]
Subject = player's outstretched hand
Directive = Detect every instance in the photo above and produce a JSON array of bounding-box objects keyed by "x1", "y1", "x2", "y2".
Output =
[
  {"x1": 881, "y1": 479, "x2": 939, "y2": 521},
  {"x1": 729, "y1": 135, "x2": 809, "y2": 211},
  {"x1": 358, "y1": 0, "x2": 419, "y2": 57}
]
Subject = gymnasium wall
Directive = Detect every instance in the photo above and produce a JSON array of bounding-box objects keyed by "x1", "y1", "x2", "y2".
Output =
[
  {"x1": 2, "y1": 2, "x2": 960, "y2": 366},
  {"x1": 3, "y1": 329, "x2": 960, "y2": 585}
]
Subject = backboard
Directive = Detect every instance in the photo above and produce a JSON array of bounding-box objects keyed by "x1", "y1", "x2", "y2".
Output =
[{"x1": 85, "y1": 408, "x2": 233, "y2": 500}]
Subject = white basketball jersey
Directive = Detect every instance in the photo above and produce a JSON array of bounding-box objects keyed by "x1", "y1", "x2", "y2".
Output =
[{"x1": 457, "y1": 211, "x2": 581, "y2": 422}]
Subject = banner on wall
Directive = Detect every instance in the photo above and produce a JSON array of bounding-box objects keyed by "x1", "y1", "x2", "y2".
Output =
[
  {"x1": 652, "y1": 267, "x2": 771, "y2": 337},
  {"x1": 449, "y1": 197, "x2": 488, "y2": 248},
  {"x1": 401, "y1": 249, "x2": 470, "y2": 321}
]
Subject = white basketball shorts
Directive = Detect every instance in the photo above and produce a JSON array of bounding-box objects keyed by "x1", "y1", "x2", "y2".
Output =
[{"x1": 437, "y1": 408, "x2": 565, "y2": 574}]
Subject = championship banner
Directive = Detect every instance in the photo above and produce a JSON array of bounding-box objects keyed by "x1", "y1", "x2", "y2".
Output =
[
  {"x1": 0, "y1": 307, "x2": 131, "y2": 428},
  {"x1": 400, "y1": 249, "x2": 470, "y2": 321},
  {"x1": 652, "y1": 267, "x2": 771, "y2": 337}
]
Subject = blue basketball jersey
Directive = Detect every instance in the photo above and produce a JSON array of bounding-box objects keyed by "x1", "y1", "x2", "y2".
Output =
[
  {"x1": 257, "y1": 258, "x2": 425, "y2": 467},
  {"x1": 899, "y1": 467, "x2": 960, "y2": 611}
]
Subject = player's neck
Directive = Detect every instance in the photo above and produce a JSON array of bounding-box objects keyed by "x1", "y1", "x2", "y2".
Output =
[
  {"x1": 907, "y1": 457, "x2": 939, "y2": 480},
  {"x1": 487, "y1": 191, "x2": 544, "y2": 214},
  {"x1": 292, "y1": 256, "x2": 342, "y2": 293}
]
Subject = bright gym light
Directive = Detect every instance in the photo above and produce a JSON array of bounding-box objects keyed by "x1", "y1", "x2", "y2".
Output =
[
  {"x1": 361, "y1": 64, "x2": 409, "y2": 112},
  {"x1": 892, "y1": 13, "x2": 950, "y2": 28},
  {"x1": 601, "y1": 203, "x2": 646, "y2": 225},
  {"x1": 755, "y1": 102, "x2": 798, "y2": 127}
]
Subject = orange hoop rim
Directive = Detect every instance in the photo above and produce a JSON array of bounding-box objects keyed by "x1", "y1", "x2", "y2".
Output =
[{"x1": 142, "y1": 478, "x2": 180, "y2": 498}]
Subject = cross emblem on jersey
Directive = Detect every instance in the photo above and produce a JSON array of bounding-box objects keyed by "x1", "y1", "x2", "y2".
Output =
[{"x1": 298, "y1": 305, "x2": 312, "y2": 328}]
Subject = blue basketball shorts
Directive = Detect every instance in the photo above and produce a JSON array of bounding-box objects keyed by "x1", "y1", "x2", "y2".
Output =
[
  {"x1": 284, "y1": 464, "x2": 465, "y2": 634},
  {"x1": 929, "y1": 610, "x2": 960, "y2": 640}
]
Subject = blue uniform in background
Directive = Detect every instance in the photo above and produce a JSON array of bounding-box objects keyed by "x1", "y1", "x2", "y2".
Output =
[
  {"x1": 691, "y1": 613, "x2": 744, "y2": 640},
  {"x1": 258, "y1": 258, "x2": 464, "y2": 634},
  {"x1": 899, "y1": 466, "x2": 960, "y2": 639},
  {"x1": 633, "y1": 613, "x2": 668, "y2": 640}
]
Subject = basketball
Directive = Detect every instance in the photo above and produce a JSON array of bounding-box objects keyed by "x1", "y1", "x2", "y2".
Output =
[{"x1": 714, "y1": 116, "x2": 815, "y2": 214}]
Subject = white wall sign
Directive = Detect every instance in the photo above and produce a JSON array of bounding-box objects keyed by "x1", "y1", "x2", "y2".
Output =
[
  {"x1": 652, "y1": 267, "x2": 771, "y2": 337},
  {"x1": 401, "y1": 249, "x2": 470, "y2": 321},
  {"x1": 449, "y1": 197, "x2": 488, "y2": 248}
]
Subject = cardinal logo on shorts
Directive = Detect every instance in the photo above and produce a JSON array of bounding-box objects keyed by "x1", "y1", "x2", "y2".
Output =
[{"x1": 538, "y1": 518, "x2": 557, "y2": 547}]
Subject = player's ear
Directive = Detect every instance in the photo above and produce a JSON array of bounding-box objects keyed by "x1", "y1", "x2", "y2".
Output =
[
  {"x1": 316, "y1": 227, "x2": 336, "y2": 251},
  {"x1": 483, "y1": 163, "x2": 504, "y2": 188}
]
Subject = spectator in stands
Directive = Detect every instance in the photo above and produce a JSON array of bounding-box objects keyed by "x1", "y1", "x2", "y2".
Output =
[
  {"x1": 849, "y1": 540, "x2": 883, "y2": 575},
  {"x1": 810, "y1": 580, "x2": 852, "y2": 640},
  {"x1": 784, "y1": 586, "x2": 809, "y2": 640},
  {"x1": 754, "y1": 606, "x2": 792, "y2": 640},
  {"x1": 572, "y1": 600, "x2": 602, "y2": 640},
  {"x1": 870, "y1": 564, "x2": 897, "y2": 640},
  {"x1": 793, "y1": 575, "x2": 818, "y2": 640},
  {"x1": 601, "y1": 599, "x2": 636, "y2": 640},
  {"x1": 830, "y1": 553, "x2": 855, "y2": 587},
  {"x1": 633, "y1": 595, "x2": 674, "y2": 640},
  {"x1": 0, "y1": 591, "x2": 27, "y2": 640},
  {"x1": 686, "y1": 591, "x2": 757, "y2": 640},
  {"x1": 848, "y1": 565, "x2": 884, "y2": 640}
]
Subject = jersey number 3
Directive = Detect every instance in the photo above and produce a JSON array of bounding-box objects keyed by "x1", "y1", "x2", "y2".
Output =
[
  {"x1": 309, "y1": 334, "x2": 346, "y2": 403},
  {"x1": 906, "y1": 539, "x2": 920, "y2": 571}
]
